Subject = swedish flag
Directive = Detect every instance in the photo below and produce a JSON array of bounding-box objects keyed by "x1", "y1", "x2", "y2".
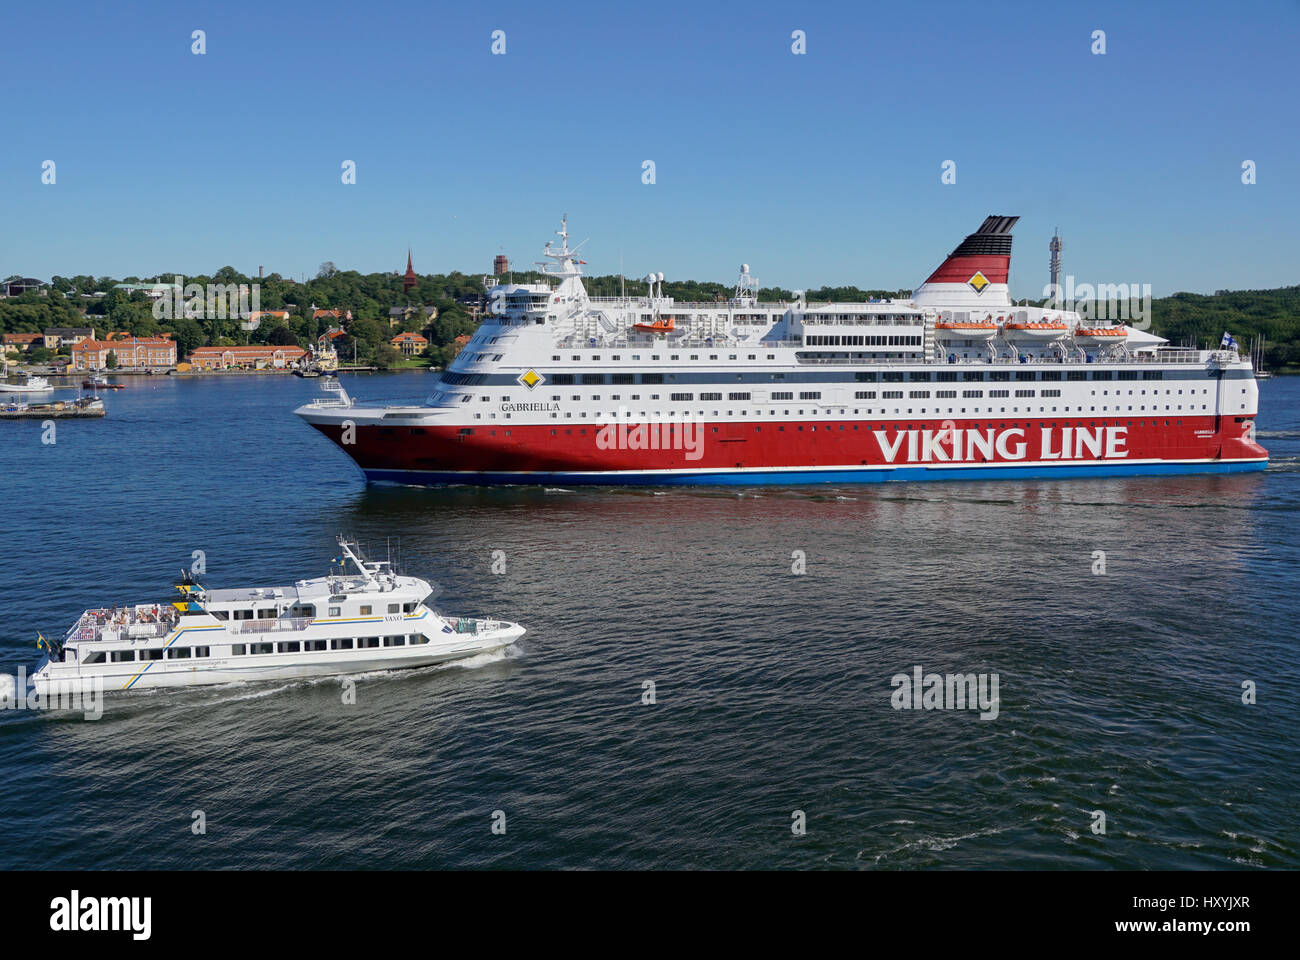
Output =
[{"x1": 36, "y1": 633, "x2": 48, "y2": 652}]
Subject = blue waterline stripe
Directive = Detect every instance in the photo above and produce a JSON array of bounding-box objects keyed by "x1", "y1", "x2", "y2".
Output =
[{"x1": 362, "y1": 459, "x2": 1269, "y2": 487}]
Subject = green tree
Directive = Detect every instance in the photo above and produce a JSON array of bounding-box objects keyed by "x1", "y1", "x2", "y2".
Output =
[{"x1": 168, "y1": 317, "x2": 205, "y2": 357}]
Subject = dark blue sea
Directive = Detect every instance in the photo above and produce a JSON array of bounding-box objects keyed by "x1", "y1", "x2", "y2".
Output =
[{"x1": 1, "y1": 372, "x2": 1297, "y2": 869}]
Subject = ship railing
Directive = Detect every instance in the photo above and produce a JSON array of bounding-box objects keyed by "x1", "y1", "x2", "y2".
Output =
[
  {"x1": 556, "y1": 338, "x2": 808, "y2": 350},
  {"x1": 66, "y1": 610, "x2": 175, "y2": 643},
  {"x1": 238, "y1": 617, "x2": 315, "y2": 634},
  {"x1": 454, "y1": 617, "x2": 508, "y2": 634},
  {"x1": 794, "y1": 350, "x2": 1214, "y2": 366}
]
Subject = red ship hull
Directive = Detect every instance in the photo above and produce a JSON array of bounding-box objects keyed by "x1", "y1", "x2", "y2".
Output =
[{"x1": 305, "y1": 413, "x2": 1267, "y2": 485}]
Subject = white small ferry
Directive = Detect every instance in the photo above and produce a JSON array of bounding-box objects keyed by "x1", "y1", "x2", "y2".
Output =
[{"x1": 29, "y1": 538, "x2": 525, "y2": 695}]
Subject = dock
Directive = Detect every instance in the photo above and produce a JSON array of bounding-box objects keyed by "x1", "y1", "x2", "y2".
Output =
[{"x1": 0, "y1": 398, "x2": 106, "y2": 419}]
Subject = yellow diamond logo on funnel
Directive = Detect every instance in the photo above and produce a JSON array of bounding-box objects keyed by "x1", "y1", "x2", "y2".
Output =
[
  {"x1": 518, "y1": 369, "x2": 542, "y2": 390},
  {"x1": 968, "y1": 271, "x2": 990, "y2": 294}
]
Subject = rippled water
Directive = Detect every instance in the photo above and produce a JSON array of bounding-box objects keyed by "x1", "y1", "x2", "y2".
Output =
[{"x1": 1, "y1": 372, "x2": 1296, "y2": 869}]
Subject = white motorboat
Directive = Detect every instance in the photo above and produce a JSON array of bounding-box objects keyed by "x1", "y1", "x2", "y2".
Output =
[{"x1": 27, "y1": 537, "x2": 525, "y2": 695}]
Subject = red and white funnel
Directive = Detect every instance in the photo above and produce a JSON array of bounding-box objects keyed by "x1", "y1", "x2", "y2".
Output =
[{"x1": 912, "y1": 215, "x2": 1017, "y2": 308}]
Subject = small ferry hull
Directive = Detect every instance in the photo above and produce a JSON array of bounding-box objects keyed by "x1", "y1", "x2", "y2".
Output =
[{"x1": 32, "y1": 627, "x2": 523, "y2": 695}]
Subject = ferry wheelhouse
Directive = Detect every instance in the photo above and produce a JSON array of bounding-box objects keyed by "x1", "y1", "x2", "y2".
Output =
[
  {"x1": 29, "y1": 538, "x2": 524, "y2": 695},
  {"x1": 296, "y1": 216, "x2": 1267, "y2": 485}
]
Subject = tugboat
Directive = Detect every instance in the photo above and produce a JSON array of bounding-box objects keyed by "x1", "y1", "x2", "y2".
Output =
[
  {"x1": 82, "y1": 375, "x2": 124, "y2": 390},
  {"x1": 27, "y1": 537, "x2": 525, "y2": 695}
]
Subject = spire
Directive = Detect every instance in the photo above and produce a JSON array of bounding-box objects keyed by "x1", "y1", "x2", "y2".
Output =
[{"x1": 403, "y1": 249, "x2": 417, "y2": 292}]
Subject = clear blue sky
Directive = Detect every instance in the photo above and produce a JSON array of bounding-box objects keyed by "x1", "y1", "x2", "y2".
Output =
[{"x1": 2, "y1": 0, "x2": 1297, "y2": 297}]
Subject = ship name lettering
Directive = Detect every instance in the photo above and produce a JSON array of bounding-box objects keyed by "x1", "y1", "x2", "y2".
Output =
[
  {"x1": 500, "y1": 402, "x2": 560, "y2": 412},
  {"x1": 873, "y1": 426, "x2": 1128, "y2": 464}
]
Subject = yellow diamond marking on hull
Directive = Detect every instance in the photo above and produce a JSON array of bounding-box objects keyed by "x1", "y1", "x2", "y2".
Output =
[
  {"x1": 968, "y1": 271, "x2": 990, "y2": 294},
  {"x1": 519, "y1": 369, "x2": 542, "y2": 389}
]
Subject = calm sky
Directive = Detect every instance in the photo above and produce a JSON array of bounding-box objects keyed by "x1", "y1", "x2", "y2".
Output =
[{"x1": 2, "y1": 0, "x2": 1297, "y2": 298}]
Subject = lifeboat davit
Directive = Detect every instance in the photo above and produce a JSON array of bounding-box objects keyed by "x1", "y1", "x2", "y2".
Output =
[
  {"x1": 1073, "y1": 325, "x2": 1129, "y2": 346},
  {"x1": 1002, "y1": 317, "x2": 1069, "y2": 340},
  {"x1": 633, "y1": 317, "x2": 675, "y2": 334},
  {"x1": 934, "y1": 320, "x2": 998, "y2": 340}
]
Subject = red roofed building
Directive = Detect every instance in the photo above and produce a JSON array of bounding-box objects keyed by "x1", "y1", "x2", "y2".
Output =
[
  {"x1": 3, "y1": 332, "x2": 43, "y2": 356},
  {"x1": 187, "y1": 345, "x2": 308, "y2": 371},
  {"x1": 72, "y1": 336, "x2": 177, "y2": 371},
  {"x1": 313, "y1": 309, "x2": 342, "y2": 321},
  {"x1": 391, "y1": 332, "x2": 428, "y2": 355}
]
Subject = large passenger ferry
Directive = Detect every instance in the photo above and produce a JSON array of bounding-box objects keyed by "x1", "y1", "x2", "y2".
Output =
[
  {"x1": 29, "y1": 538, "x2": 525, "y2": 695},
  {"x1": 296, "y1": 216, "x2": 1267, "y2": 485}
]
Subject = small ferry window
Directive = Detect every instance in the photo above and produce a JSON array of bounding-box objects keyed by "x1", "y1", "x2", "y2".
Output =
[
  {"x1": 142, "y1": 649, "x2": 163, "y2": 661},
  {"x1": 234, "y1": 609, "x2": 253, "y2": 621},
  {"x1": 358, "y1": 637, "x2": 379, "y2": 649},
  {"x1": 306, "y1": 640, "x2": 327, "y2": 651},
  {"x1": 82, "y1": 650, "x2": 106, "y2": 664},
  {"x1": 211, "y1": 610, "x2": 229, "y2": 621},
  {"x1": 194, "y1": 646, "x2": 210, "y2": 658},
  {"x1": 331, "y1": 638, "x2": 354, "y2": 650},
  {"x1": 298, "y1": 605, "x2": 315, "y2": 618},
  {"x1": 231, "y1": 644, "x2": 246, "y2": 656},
  {"x1": 329, "y1": 607, "x2": 341, "y2": 617},
  {"x1": 360, "y1": 605, "x2": 373, "y2": 616},
  {"x1": 383, "y1": 636, "x2": 405, "y2": 647},
  {"x1": 403, "y1": 603, "x2": 415, "y2": 613},
  {"x1": 167, "y1": 647, "x2": 192, "y2": 659},
  {"x1": 111, "y1": 650, "x2": 135, "y2": 663},
  {"x1": 388, "y1": 603, "x2": 400, "y2": 614},
  {"x1": 251, "y1": 643, "x2": 273, "y2": 655},
  {"x1": 257, "y1": 608, "x2": 276, "y2": 620},
  {"x1": 277, "y1": 641, "x2": 300, "y2": 653},
  {"x1": 409, "y1": 634, "x2": 428, "y2": 645}
]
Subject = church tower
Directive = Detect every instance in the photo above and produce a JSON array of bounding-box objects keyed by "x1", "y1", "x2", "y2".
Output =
[{"x1": 403, "y1": 250, "x2": 418, "y2": 293}]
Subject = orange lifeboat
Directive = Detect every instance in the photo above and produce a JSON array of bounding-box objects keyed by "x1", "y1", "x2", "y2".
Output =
[
  {"x1": 1002, "y1": 318, "x2": 1069, "y2": 339},
  {"x1": 633, "y1": 317, "x2": 675, "y2": 334},
  {"x1": 935, "y1": 320, "x2": 998, "y2": 340},
  {"x1": 1073, "y1": 325, "x2": 1129, "y2": 346}
]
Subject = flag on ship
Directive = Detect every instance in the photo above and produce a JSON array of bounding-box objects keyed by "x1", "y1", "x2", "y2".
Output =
[
  {"x1": 36, "y1": 633, "x2": 48, "y2": 652},
  {"x1": 1221, "y1": 331, "x2": 1239, "y2": 349}
]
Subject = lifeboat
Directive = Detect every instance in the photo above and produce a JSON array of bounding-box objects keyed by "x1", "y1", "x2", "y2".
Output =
[
  {"x1": 1001, "y1": 318, "x2": 1069, "y2": 339},
  {"x1": 633, "y1": 317, "x2": 675, "y2": 334},
  {"x1": 934, "y1": 320, "x2": 998, "y2": 340},
  {"x1": 1073, "y1": 325, "x2": 1129, "y2": 346}
]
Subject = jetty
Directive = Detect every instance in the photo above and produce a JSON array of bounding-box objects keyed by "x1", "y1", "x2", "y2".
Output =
[{"x1": 0, "y1": 397, "x2": 105, "y2": 419}]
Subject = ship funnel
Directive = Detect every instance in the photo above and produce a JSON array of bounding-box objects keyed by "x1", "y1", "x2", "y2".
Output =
[{"x1": 912, "y1": 215, "x2": 1018, "y2": 308}]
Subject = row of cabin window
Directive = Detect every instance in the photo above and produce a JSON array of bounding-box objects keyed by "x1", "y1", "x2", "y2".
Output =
[
  {"x1": 527, "y1": 368, "x2": 1176, "y2": 390},
  {"x1": 81, "y1": 635, "x2": 427, "y2": 663},
  {"x1": 856, "y1": 370, "x2": 1166, "y2": 383},
  {"x1": 210, "y1": 601, "x2": 416, "y2": 621},
  {"x1": 804, "y1": 335, "x2": 923, "y2": 346},
  {"x1": 232, "y1": 636, "x2": 426, "y2": 655},
  {"x1": 85, "y1": 646, "x2": 213, "y2": 664}
]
